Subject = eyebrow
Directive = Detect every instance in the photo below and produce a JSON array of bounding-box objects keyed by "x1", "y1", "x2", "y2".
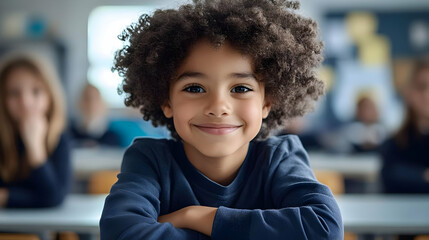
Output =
[
  {"x1": 176, "y1": 72, "x2": 206, "y2": 81},
  {"x1": 231, "y1": 72, "x2": 258, "y2": 81},
  {"x1": 175, "y1": 71, "x2": 258, "y2": 81}
]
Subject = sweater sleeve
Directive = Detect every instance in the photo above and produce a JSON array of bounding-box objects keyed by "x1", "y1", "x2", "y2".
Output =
[
  {"x1": 7, "y1": 133, "x2": 72, "y2": 208},
  {"x1": 380, "y1": 140, "x2": 429, "y2": 193},
  {"x1": 211, "y1": 137, "x2": 343, "y2": 240},
  {"x1": 99, "y1": 143, "x2": 200, "y2": 240}
]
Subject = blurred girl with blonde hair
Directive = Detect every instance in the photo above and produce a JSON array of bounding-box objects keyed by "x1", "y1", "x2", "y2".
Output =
[{"x1": 0, "y1": 52, "x2": 71, "y2": 208}]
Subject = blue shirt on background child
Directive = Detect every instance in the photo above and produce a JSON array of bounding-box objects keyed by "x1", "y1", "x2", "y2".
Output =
[{"x1": 0, "y1": 134, "x2": 71, "y2": 208}]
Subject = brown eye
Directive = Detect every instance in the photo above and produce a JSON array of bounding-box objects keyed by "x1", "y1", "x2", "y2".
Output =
[
  {"x1": 7, "y1": 89, "x2": 20, "y2": 98},
  {"x1": 33, "y1": 87, "x2": 41, "y2": 96},
  {"x1": 183, "y1": 85, "x2": 205, "y2": 93},
  {"x1": 231, "y1": 86, "x2": 252, "y2": 93}
]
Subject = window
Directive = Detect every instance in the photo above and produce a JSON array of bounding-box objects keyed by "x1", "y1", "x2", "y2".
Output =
[{"x1": 87, "y1": 6, "x2": 156, "y2": 107}]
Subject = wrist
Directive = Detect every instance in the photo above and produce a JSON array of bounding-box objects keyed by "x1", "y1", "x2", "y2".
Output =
[
  {"x1": 26, "y1": 146, "x2": 47, "y2": 167},
  {"x1": 185, "y1": 206, "x2": 217, "y2": 236}
]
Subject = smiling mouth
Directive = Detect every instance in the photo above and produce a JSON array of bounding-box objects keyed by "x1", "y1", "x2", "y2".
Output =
[{"x1": 193, "y1": 124, "x2": 242, "y2": 135}]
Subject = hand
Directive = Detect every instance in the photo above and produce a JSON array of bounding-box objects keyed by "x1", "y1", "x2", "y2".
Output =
[
  {"x1": 19, "y1": 113, "x2": 48, "y2": 167},
  {"x1": 424, "y1": 169, "x2": 429, "y2": 183},
  {"x1": 0, "y1": 188, "x2": 9, "y2": 208},
  {"x1": 158, "y1": 205, "x2": 218, "y2": 236}
]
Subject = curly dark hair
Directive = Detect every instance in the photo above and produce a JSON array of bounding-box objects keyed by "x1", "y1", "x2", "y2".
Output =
[{"x1": 113, "y1": 0, "x2": 324, "y2": 139}]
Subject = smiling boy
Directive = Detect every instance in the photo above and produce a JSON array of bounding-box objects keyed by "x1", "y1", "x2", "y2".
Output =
[{"x1": 100, "y1": 0, "x2": 343, "y2": 239}]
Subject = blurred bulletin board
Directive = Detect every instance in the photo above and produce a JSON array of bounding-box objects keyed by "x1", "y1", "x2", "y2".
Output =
[
  {"x1": 324, "y1": 10, "x2": 429, "y2": 59},
  {"x1": 319, "y1": 10, "x2": 429, "y2": 131}
]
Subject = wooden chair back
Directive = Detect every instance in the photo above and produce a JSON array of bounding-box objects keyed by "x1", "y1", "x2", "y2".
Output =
[
  {"x1": 314, "y1": 170, "x2": 345, "y2": 195},
  {"x1": 0, "y1": 234, "x2": 39, "y2": 240},
  {"x1": 87, "y1": 170, "x2": 119, "y2": 194}
]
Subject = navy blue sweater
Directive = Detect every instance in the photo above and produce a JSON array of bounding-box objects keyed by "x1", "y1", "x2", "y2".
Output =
[
  {"x1": 100, "y1": 135, "x2": 343, "y2": 239},
  {"x1": 0, "y1": 134, "x2": 72, "y2": 208},
  {"x1": 380, "y1": 131, "x2": 429, "y2": 193}
]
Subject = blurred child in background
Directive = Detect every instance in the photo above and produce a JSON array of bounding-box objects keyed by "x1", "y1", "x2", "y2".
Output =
[
  {"x1": 381, "y1": 59, "x2": 429, "y2": 195},
  {"x1": 341, "y1": 92, "x2": 387, "y2": 153},
  {"x1": 0, "y1": 52, "x2": 71, "y2": 208},
  {"x1": 70, "y1": 83, "x2": 120, "y2": 147},
  {"x1": 322, "y1": 91, "x2": 388, "y2": 154}
]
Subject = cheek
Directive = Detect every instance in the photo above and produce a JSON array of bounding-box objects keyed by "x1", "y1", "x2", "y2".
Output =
[
  {"x1": 36, "y1": 94, "x2": 51, "y2": 115},
  {"x1": 171, "y1": 100, "x2": 197, "y2": 130},
  {"x1": 408, "y1": 94, "x2": 429, "y2": 116},
  {"x1": 236, "y1": 99, "x2": 264, "y2": 126},
  {"x1": 6, "y1": 98, "x2": 21, "y2": 121}
]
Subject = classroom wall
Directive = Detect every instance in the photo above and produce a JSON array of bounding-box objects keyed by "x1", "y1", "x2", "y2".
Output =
[
  {"x1": 0, "y1": 0, "x2": 185, "y2": 117},
  {"x1": 0, "y1": 0, "x2": 428, "y2": 117}
]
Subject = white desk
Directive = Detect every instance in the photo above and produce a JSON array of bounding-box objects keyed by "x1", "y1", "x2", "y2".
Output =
[
  {"x1": 0, "y1": 194, "x2": 106, "y2": 238},
  {"x1": 337, "y1": 194, "x2": 429, "y2": 234},
  {"x1": 2, "y1": 194, "x2": 428, "y2": 237},
  {"x1": 72, "y1": 148, "x2": 381, "y2": 179},
  {"x1": 309, "y1": 152, "x2": 381, "y2": 180},
  {"x1": 72, "y1": 148, "x2": 124, "y2": 179}
]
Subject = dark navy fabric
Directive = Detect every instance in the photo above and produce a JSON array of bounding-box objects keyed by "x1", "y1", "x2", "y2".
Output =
[
  {"x1": 0, "y1": 133, "x2": 72, "y2": 208},
  {"x1": 100, "y1": 135, "x2": 343, "y2": 240},
  {"x1": 381, "y1": 131, "x2": 429, "y2": 193}
]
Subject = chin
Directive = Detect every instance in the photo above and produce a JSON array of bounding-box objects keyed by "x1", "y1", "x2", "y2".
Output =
[
  {"x1": 198, "y1": 141, "x2": 247, "y2": 158},
  {"x1": 200, "y1": 149, "x2": 238, "y2": 159}
]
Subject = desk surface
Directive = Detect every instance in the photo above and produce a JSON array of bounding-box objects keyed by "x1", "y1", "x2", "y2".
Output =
[
  {"x1": 72, "y1": 148, "x2": 381, "y2": 179},
  {"x1": 337, "y1": 194, "x2": 429, "y2": 234},
  {"x1": 309, "y1": 152, "x2": 380, "y2": 179},
  {"x1": 0, "y1": 194, "x2": 106, "y2": 233},
  {"x1": 72, "y1": 148, "x2": 124, "y2": 178},
  {"x1": 1, "y1": 194, "x2": 429, "y2": 235}
]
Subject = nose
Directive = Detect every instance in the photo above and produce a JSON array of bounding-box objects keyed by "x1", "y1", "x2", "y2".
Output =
[
  {"x1": 18, "y1": 92, "x2": 33, "y2": 112},
  {"x1": 204, "y1": 91, "x2": 231, "y2": 118}
]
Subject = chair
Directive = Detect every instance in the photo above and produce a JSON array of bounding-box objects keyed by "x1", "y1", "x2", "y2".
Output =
[
  {"x1": 314, "y1": 170, "x2": 357, "y2": 240},
  {"x1": 61, "y1": 170, "x2": 118, "y2": 240},
  {"x1": 313, "y1": 170, "x2": 345, "y2": 195},
  {"x1": 343, "y1": 232, "x2": 358, "y2": 240},
  {"x1": 87, "y1": 170, "x2": 119, "y2": 194},
  {"x1": 0, "y1": 234, "x2": 39, "y2": 240},
  {"x1": 57, "y1": 232, "x2": 79, "y2": 240},
  {"x1": 415, "y1": 236, "x2": 429, "y2": 240}
]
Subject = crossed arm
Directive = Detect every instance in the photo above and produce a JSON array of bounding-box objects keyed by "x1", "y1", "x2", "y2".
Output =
[
  {"x1": 158, "y1": 205, "x2": 217, "y2": 236},
  {"x1": 100, "y1": 144, "x2": 343, "y2": 240}
]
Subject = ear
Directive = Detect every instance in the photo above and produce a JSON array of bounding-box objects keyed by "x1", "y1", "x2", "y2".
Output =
[
  {"x1": 262, "y1": 99, "x2": 271, "y2": 119},
  {"x1": 161, "y1": 101, "x2": 173, "y2": 118}
]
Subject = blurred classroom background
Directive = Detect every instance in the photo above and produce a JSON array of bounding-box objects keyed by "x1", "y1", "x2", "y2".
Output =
[{"x1": 0, "y1": 0, "x2": 429, "y2": 239}]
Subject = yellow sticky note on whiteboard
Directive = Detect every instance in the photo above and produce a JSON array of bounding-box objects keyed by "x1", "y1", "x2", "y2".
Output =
[
  {"x1": 317, "y1": 66, "x2": 335, "y2": 92},
  {"x1": 346, "y1": 12, "x2": 377, "y2": 44},
  {"x1": 358, "y1": 35, "x2": 391, "y2": 65}
]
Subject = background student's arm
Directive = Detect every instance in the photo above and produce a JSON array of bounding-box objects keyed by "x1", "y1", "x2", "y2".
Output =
[
  {"x1": 0, "y1": 188, "x2": 8, "y2": 207},
  {"x1": 6, "y1": 134, "x2": 71, "y2": 208},
  {"x1": 20, "y1": 114, "x2": 49, "y2": 167},
  {"x1": 100, "y1": 145, "x2": 201, "y2": 240}
]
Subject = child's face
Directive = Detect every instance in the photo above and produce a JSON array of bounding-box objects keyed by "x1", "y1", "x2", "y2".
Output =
[
  {"x1": 406, "y1": 68, "x2": 429, "y2": 120},
  {"x1": 79, "y1": 85, "x2": 106, "y2": 120},
  {"x1": 5, "y1": 67, "x2": 50, "y2": 123},
  {"x1": 356, "y1": 98, "x2": 379, "y2": 124},
  {"x1": 162, "y1": 40, "x2": 271, "y2": 159}
]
